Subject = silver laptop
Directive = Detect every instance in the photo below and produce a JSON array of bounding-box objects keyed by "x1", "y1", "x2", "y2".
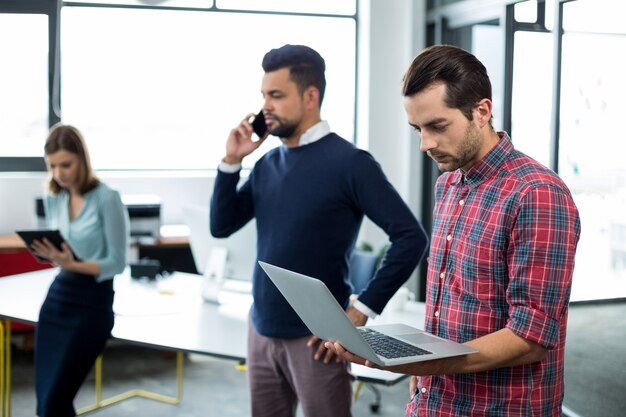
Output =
[{"x1": 259, "y1": 261, "x2": 477, "y2": 367}]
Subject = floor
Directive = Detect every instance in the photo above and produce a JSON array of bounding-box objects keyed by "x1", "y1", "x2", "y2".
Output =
[
  {"x1": 8, "y1": 341, "x2": 411, "y2": 417},
  {"x1": 7, "y1": 300, "x2": 626, "y2": 417}
]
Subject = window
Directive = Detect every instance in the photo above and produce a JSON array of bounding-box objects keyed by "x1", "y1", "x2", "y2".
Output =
[
  {"x1": 472, "y1": 24, "x2": 504, "y2": 132},
  {"x1": 60, "y1": 6, "x2": 356, "y2": 170},
  {"x1": 3, "y1": 2, "x2": 357, "y2": 171},
  {"x1": 0, "y1": 14, "x2": 49, "y2": 158},
  {"x1": 559, "y1": 0, "x2": 626, "y2": 301},
  {"x1": 510, "y1": 31, "x2": 553, "y2": 167},
  {"x1": 217, "y1": 0, "x2": 355, "y2": 15},
  {"x1": 72, "y1": 0, "x2": 213, "y2": 6},
  {"x1": 425, "y1": 0, "x2": 626, "y2": 302}
]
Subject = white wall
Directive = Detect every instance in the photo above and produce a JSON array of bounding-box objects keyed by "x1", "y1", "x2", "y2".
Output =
[
  {"x1": 0, "y1": 172, "x2": 49, "y2": 233},
  {"x1": 357, "y1": 0, "x2": 426, "y2": 250},
  {"x1": 0, "y1": 171, "x2": 217, "y2": 234}
]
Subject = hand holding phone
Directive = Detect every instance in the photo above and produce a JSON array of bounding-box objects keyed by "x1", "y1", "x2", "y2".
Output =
[
  {"x1": 250, "y1": 109, "x2": 268, "y2": 140},
  {"x1": 223, "y1": 111, "x2": 267, "y2": 164}
]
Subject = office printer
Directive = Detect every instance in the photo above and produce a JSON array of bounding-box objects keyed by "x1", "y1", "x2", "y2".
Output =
[
  {"x1": 122, "y1": 194, "x2": 162, "y2": 240},
  {"x1": 35, "y1": 194, "x2": 162, "y2": 239}
]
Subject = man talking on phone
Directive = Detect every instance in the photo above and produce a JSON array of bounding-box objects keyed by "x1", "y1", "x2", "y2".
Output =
[{"x1": 210, "y1": 44, "x2": 428, "y2": 417}]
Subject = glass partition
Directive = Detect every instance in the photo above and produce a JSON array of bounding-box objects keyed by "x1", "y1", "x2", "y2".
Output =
[{"x1": 559, "y1": 0, "x2": 626, "y2": 301}]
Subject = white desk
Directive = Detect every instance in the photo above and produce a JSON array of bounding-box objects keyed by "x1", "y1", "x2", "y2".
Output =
[
  {"x1": 0, "y1": 268, "x2": 425, "y2": 415},
  {"x1": 0, "y1": 268, "x2": 250, "y2": 353}
]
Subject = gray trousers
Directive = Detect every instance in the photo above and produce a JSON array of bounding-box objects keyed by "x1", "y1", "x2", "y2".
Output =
[{"x1": 247, "y1": 319, "x2": 353, "y2": 417}]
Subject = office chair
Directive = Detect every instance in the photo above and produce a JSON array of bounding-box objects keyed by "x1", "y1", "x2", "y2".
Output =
[{"x1": 348, "y1": 250, "x2": 379, "y2": 294}]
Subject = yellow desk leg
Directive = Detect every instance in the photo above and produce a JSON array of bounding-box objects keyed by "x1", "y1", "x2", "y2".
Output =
[
  {"x1": 77, "y1": 350, "x2": 184, "y2": 415},
  {"x1": 353, "y1": 380, "x2": 364, "y2": 401},
  {"x1": 235, "y1": 361, "x2": 247, "y2": 372},
  {"x1": 0, "y1": 320, "x2": 11, "y2": 417}
]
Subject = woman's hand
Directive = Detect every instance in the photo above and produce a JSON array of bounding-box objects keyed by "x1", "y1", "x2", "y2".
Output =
[{"x1": 30, "y1": 238, "x2": 75, "y2": 268}]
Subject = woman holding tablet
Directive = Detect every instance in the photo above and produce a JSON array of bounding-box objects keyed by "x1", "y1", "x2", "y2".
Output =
[{"x1": 30, "y1": 124, "x2": 129, "y2": 417}]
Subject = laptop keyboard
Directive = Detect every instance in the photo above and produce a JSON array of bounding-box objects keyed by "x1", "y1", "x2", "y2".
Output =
[{"x1": 358, "y1": 328, "x2": 432, "y2": 359}]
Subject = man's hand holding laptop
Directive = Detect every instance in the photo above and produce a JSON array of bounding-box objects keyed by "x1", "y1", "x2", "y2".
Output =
[
  {"x1": 310, "y1": 306, "x2": 368, "y2": 364},
  {"x1": 324, "y1": 339, "x2": 454, "y2": 376},
  {"x1": 325, "y1": 326, "x2": 544, "y2": 377}
]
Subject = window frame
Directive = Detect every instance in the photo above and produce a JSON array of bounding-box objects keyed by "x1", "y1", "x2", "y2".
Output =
[{"x1": 0, "y1": 0, "x2": 60, "y2": 172}]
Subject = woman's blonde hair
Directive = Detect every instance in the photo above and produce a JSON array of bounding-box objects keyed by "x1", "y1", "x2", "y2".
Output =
[{"x1": 44, "y1": 123, "x2": 99, "y2": 195}]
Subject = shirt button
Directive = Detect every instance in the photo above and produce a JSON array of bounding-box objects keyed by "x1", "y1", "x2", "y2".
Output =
[
  {"x1": 421, "y1": 387, "x2": 427, "y2": 394},
  {"x1": 459, "y1": 199, "x2": 465, "y2": 206},
  {"x1": 434, "y1": 311, "x2": 439, "y2": 317},
  {"x1": 439, "y1": 272, "x2": 445, "y2": 279},
  {"x1": 446, "y1": 235, "x2": 452, "y2": 241}
]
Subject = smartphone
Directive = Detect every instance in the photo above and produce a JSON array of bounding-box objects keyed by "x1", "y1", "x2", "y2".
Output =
[{"x1": 250, "y1": 109, "x2": 268, "y2": 139}]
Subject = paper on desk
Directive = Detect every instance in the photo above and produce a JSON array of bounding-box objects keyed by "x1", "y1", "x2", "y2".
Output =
[{"x1": 113, "y1": 279, "x2": 195, "y2": 316}]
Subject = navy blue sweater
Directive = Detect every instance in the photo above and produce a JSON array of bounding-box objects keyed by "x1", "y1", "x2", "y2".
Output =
[{"x1": 210, "y1": 133, "x2": 428, "y2": 338}]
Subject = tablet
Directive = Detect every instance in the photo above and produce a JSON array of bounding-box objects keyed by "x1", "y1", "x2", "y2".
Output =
[{"x1": 15, "y1": 229, "x2": 80, "y2": 263}]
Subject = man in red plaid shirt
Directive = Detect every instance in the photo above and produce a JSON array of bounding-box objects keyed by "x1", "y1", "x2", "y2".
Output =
[{"x1": 327, "y1": 44, "x2": 581, "y2": 416}]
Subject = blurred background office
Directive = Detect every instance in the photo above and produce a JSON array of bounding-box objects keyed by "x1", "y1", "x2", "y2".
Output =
[
  {"x1": 1, "y1": 1, "x2": 625, "y2": 416},
  {"x1": 2, "y1": 0, "x2": 626, "y2": 302}
]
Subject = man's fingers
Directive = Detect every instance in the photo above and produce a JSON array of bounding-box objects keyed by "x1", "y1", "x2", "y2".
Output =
[
  {"x1": 314, "y1": 341, "x2": 326, "y2": 360},
  {"x1": 307, "y1": 335, "x2": 319, "y2": 347},
  {"x1": 323, "y1": 346, "x2": 335, "y2": 364},
  {"x1": 333, "y1": 342, "x2": 348, "y2": 356}
]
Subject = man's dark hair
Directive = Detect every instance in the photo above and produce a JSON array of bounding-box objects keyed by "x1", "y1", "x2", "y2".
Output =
[
  {"x1": 262, "y1": 44, "x2": 326, "y2": 107},
  {"x1": 402, "y1": 44, "x2": 492, "y2": 122}
]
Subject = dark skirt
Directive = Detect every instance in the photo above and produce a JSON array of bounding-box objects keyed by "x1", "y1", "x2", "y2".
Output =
[{"x1": 35, "y1": 269, "x2": 114, "y2": 417}]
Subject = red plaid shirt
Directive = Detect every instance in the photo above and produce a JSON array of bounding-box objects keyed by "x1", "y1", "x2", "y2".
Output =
[{"x1": 406, "y1": 133, "x2": 580, "y2": 417}]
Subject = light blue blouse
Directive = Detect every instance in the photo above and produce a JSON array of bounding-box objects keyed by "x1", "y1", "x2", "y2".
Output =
[{"x1": 44, "y1": 182, "x2": 129, "y2": 282}]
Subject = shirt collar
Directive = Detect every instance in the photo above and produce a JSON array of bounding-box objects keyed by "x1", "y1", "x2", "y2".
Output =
[
  {"x1": 452, "y1": 131, "x2": 513, "y2": 187},
  {"x1": 292, "y1": 120, "x2": 331, "y2": 147}
]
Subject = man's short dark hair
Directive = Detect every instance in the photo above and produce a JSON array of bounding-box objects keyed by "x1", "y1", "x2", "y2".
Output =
[
  {"x1": 262, "y1": 44, "x2": 326, "y2": 107},
  {"x1": 402, "y1": 44, "x2": 492, "y2": 122}
]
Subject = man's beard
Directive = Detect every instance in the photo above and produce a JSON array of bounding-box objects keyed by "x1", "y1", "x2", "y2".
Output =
[
  {"x1": 453, "y1": 122, "x2": 482, "y2": 171},
  {"x1": 268, "y1": 115, "x2": 299, "y2": 139},
  {"x1": 432, "y1": 122, "x2": 482, "y2": 172}
]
